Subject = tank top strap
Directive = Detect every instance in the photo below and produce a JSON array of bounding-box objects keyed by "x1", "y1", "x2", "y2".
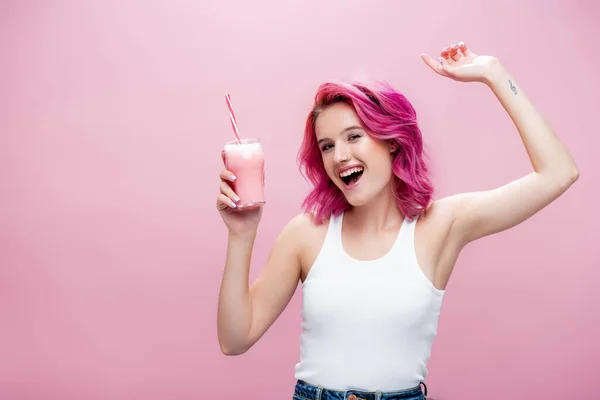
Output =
[
  {"x1": 390, "y1": 212, "x2": 418, "y2": 256},
  {"x1": 326, "y1": 211, "x2": 345, "y2": 251},
  {"x1": 306, "y1": 211, "x2": 345, "y2": 263},
  {"x1": 394, "y1": 213, "x2": 419, "y2": 253}
]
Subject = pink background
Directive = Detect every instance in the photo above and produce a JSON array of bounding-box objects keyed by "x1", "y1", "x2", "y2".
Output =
[{"x1": 1, "y1": 1, "x2": 598, "y2": 399}]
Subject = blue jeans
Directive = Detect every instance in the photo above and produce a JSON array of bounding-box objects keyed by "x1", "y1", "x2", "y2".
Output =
[{"x1": 293, "y1": 380, "x2": 428, "y2": 400}]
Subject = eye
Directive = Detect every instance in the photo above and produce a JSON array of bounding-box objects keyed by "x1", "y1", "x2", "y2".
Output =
[
  {"x1": 321, "y1": 143, "x2": 333, "y2": 152},
  {"x1": 348, "y1": 134, "x2": 361, "y2": 141}
]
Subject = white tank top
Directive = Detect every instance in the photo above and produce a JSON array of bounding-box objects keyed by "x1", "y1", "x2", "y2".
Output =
[{"x1": 294, "y1": 211, "x2": 445, "y2": 392}]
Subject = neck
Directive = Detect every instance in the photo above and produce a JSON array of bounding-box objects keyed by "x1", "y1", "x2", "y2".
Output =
[{"x1": 344, "y1": 184, "x2": 404, "y2": 232}]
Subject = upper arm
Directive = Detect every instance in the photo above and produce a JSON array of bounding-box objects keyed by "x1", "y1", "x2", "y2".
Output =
[
  {"x1": 244, "y1": 213, "x2": 308, "y2": 349},
  {"x1": 448, "y1": 171, "x2": 578, "y2": 247}
]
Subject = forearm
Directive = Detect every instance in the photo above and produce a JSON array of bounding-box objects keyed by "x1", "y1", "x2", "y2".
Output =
[
  {"x1": 484, "y1": 62, "x2": 579, "y2": 184},
  {"x1": 217, "y1": 231, "x2": 256, "y2": 354}
]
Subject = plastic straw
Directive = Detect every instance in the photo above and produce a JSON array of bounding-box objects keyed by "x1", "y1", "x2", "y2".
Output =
[{"x1": 225, "y1": 94, "x2": 241, "y2": 142}]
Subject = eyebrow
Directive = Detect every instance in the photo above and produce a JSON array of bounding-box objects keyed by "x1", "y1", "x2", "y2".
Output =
[{"x1": 317, "y1": 125, "x2": 364, "y2": 145}]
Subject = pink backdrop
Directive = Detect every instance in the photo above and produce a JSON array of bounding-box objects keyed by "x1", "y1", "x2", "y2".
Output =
[{"x1": 1, "y1": 1, "x2": 598, "y2": 399}]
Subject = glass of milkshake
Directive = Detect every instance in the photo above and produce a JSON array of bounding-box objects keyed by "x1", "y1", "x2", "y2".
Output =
[{"x1": 222, "y1": 138, "x2": 265, "y2": 209}]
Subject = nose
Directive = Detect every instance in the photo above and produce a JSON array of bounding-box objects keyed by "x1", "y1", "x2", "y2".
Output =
[{"x1": 333, "y1": 142, "x2": 350, "y2": 164}]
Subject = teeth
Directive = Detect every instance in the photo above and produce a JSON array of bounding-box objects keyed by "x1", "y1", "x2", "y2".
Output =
[{"x1": 339, "y1": 167, "x2": 364, "y2": 178}]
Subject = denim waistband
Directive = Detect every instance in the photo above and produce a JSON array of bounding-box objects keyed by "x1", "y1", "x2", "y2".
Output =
[{"x1": 293, "y1": 380, "x2": 427, "y2": 400}]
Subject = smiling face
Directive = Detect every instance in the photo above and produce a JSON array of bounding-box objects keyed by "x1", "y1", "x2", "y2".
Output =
[{"x1": 314, "y1": 102, "x2": 396, "y2": 206}]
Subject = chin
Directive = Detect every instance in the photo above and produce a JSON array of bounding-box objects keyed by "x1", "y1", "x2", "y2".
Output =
[{"x1": 343, "y1": 192, "x2": 371, "y2": 207}]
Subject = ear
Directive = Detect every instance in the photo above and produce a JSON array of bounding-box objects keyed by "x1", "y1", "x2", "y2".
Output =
[{"x1": 389, "y1": 142, "x2": 399, "y2": 153}]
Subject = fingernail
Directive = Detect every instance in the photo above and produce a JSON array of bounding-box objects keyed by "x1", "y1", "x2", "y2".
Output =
[
  {"x1": 458, "y1": 41, "x2": 465, "y2": 46},
  {"x1": 230, "y1": 202, "x2": 237, "y2": 208},
  {"x1": 438, "y1": 57, "x2": 443, "y2": 64},
  {"x1": 234, "y1": 196, "x2": 240, "y2": 202},
  {"x1": 230, "y1": 175, "x2": 237, "y2": 181}
]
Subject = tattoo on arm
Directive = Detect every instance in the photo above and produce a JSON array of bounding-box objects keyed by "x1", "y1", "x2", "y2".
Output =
[{"x1": 509, "y1": 80, "x2": 518, "y2": 95}]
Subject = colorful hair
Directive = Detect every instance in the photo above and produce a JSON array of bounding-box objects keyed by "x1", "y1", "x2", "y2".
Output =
[{"x1": 297, "y1": 80, "x2": 434, "y2": 224}]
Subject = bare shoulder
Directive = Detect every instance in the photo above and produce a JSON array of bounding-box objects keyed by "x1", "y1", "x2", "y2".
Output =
[
  {"x1": 418, "y1": 197, "x2": 459, "y2": 228},
  {"x1": 276, "y1": 212, "x2": 315, "y2": 242},
  {"x1": 286, "y1": 211, "x2": 321, "y2": 230},
  {"x1": 276, "y1": 211, "x2": 327, "y2": 248},
  {"x1": 420, "y1": 193, "x2": 484, "y2": 246},
  {"x1": 249, "y1": 213, "x2": 319, "y2": 293},
  {"x1": 414, "y1": 197, "x2": 464, "y2": 290},
  {"x1": 284, "y1": 212, "x2": 330, "y2": 282},
  {"x1": 282, "y1": 212, "x2": 326, "y2": 239}
]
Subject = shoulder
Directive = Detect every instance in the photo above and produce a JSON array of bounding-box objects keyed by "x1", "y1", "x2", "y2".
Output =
[
  {"x1": 418, "y1": 196, "x2": 460, "y2": 228},
  {"x1": 415, "y1": 196, "x2": 467, "y2": 251},
  {"x1": 417, "y1": 195, "x2": 475, "y2": 259},
  {"x1": 278, "y1": 212, "x2": 330, "y2": 247},
  {"x1": 287, "y1": 211, "x2": 332, "y2": 230},
  {"x1": 414, "y1": 197, "x2": 468, "y2": 287},
  {"x1": 278, "y1": 212, "x2": 331, "y2": 264}
]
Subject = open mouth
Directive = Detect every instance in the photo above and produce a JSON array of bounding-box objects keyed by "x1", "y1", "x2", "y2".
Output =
[{"x1": 339, "y1": 166, "x2": 364, "y2": 189}]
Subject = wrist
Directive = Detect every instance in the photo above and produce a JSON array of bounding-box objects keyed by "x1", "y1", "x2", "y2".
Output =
[
  {"x1": 228, "y1": 230, "x2": 257, "y2": 243},
  {"x1": 482, "y1": 58, "x2": 508, "y2": 88}
]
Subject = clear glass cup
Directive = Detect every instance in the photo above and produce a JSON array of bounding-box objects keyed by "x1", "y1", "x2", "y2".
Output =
[{"x1": 221, "y1": 138, "x2": 266, "y2": 209}]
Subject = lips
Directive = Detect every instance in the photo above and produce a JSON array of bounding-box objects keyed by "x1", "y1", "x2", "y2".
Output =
[{"x1": 337, "y1": 164, "x2": 364, "y2": 189}]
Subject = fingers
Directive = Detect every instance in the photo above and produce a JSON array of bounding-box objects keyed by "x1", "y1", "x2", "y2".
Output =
[
  {"x1": 220, "y1": 181, "x2": 240, "y2": 203},
  {"x1": 220, "y1": 169, "x2": 237, "y2": 183},
  {"x1": 420, "y1": 53, "x2": 449, "y2": 77},
  {"x1": 442, "y1": 45, "x2": 461, "y2": 63},
  {"x1": 217, "y1": 193, "x2": 238, "y2": 210},
  {"x1": 450, "y1": 44, "x2": 462, "y2": 61},
  {"x1": 217, "y1": 169, "x2": 240, "y2": 211},
  {"x1": 458, "y1": 41, "x2": 472, "y2": 56},
  {"x1": 440, "y1": 46, "x2": 454, "y2": 63},
  {"x1": 440, "y1": 41, "x2": 471, "y2": 63}
]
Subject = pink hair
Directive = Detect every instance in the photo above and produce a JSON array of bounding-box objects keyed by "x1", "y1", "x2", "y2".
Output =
[{"x1": 297, "y1": 80, "x2": 434, "y2": 224}]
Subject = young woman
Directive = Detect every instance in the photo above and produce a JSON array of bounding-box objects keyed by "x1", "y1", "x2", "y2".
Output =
[{"x1": 215, "y1": 42, "x2": 579, "y2": 400}]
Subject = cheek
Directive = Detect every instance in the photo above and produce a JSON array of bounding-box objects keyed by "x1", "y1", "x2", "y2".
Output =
[
  {"x1": 367, "y1": 152, "x2": 395, "y2": 181},
  {"x1": 321, "y1": 156, "x2": 337, "y2": 180},
  {"x1": 363, "y1": 143, "x2": 392, "y2": 167}
]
